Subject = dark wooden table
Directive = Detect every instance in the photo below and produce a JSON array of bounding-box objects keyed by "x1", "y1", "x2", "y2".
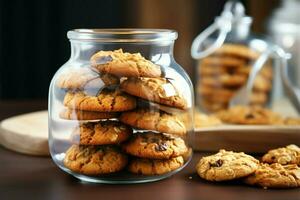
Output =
[{"x1": 0, "y1": 100, "x2": 299, "y2": 200}]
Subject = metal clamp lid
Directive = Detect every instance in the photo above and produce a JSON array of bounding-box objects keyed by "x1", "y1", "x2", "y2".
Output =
[{"x1": 191, "y1": 1, "x2": 251, "y2": 59}]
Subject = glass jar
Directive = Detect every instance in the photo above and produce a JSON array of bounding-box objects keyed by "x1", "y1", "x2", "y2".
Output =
[
  {"x1": 191, "y1": 1, "x2": 276, "y2": 113},
  {"x1": 48, "y1": 29, "x2": 194, "y2": 184}
]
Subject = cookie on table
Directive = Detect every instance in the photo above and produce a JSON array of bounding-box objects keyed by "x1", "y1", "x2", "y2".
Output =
[
  {"x1": 120, "y1": 77, "x2": 187, "y2": 110},
  {"x1": 128, "y1": 156, "x2": 184, "y2": 175},
  {"x1": 122, "y1": 132, "x2": 188, "y2": 159},
  {"x1": 59, "y1": 109, "x2": 119, "y2": 120},
  {"x1": 215, "y1": 106, "x2": 284, "y2": 125},
  {"x1": 213, "y1": 44, "x2": 260, "y2": 60},
  {"x1": 63, "y1": 145, "x2": 128, "y2": 175},
  {"x1": 200, "y1": 56, "x2": 246, "y2": 68},
  {"x1": 244, "y1": 163, "x2": 300, "y2": 188},
  {"x1": 262, "y1": 144, "x2": 300, "y2": 165},
  {"x1": 196, "y1": 149, "x2": 259, "y2": 181},
  {"x1": 72, "y1": 121, "x2": 132, "y2": 145},
  {"x1": 56, "y1": 67, "x2": 119, "y2": 90},
  {"x1": 90, "y1": 49, "x2": 161, "y2": 78},
  {"x1": 63, "y1": 89, "x2": 136, "y2": 112},
  {"x1": 120, "y1": 108, "x2": 186, "y2": 136}
]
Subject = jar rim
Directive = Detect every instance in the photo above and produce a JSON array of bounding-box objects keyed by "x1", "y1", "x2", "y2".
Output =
[{"x1": 67, "y1": 29, "x2": 178, "y2": 43}]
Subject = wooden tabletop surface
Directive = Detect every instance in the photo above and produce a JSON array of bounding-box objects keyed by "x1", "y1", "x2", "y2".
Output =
[{"x1": 0, "y1": 100, "x2": 299, "y2": 200}]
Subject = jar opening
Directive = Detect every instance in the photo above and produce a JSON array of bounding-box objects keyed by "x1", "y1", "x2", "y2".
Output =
[{"x1": 67, "y1": 29, "x2": 178, "y2": 43}]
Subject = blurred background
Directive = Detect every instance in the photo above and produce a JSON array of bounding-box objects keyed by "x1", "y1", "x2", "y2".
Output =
[{"x1": 0, "y1": 0, "x2": 287, "y2": 99}]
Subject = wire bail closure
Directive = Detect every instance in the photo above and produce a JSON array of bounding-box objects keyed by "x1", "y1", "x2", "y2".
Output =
[{"x1": 191, "y1": 1, "x2": 250, "y2": 59}]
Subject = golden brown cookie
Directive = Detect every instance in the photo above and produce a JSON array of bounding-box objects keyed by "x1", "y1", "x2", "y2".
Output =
[
  {"x1": 250, "y1": 92, "x2": 268, "y2": 105},
  {"x1": 120, "y1": 77, "x2": 187, "y2": 109},
  {"x1": 244, "y1": 163, "x2": 300, "y2": 188},
  {"x1": 56, "y1": 67, "x2": 119, "y2": 90},
  {"x1": 71, "y1": 121, "x2": 132, "y2": 145},
  {"x1": 200, "y1": 74, "x2": 247, "y2": 87},
  {"x1": 253, "y1": 74, "x2": 272, "y2": 92},
  {"x1": 178, "y1": 110, "x2": 222, "y2": 128},
  {"x1": 198, "y1": 99, "x2": 228, "y2": 113},
  {"x1": 215, "y1": 106, "x2": 284, "y2": 125},
  {"x1": 200, "y1": 56, "x2": 246, "y2": 68},
  {"x1": 63, "y1": 89, "x2": 136, "y2": 112},
  {"x1": 63, "y1": 145, "x2": 128, "y2": 175},
  {"x1": 119, "y1": 109, "x2": 186, "y2": 136},
  {"x1": 90, "y1": 49, "x2": 161, "y2": 78},
  {"x1": 284, "y1": 117, "x2": 300, "y2": 125},
  {"x1": 122, "y1": 132, "x2": 188, "y2": 159},
  {"x1": 198, "y1": 64, "x2": 227, "y2": 76},
  {"x1": 236, "y1": 65, "x2": 273, "y2": 80},
  {"x1": 196, "y1": 149, "x2": 259, "y2": 181},
  {"x1": 59, "y1": 109, "x2": 119, "y2": 120},
  {"x1": 213, "y1": 44, "x2": 260, "y2": 60},
  {"x1": 262, "y1": 144, "x2": 300, "y2": 165},
  {"x1": 128, "y1": 156, "x2": 184, "y2": 175}
]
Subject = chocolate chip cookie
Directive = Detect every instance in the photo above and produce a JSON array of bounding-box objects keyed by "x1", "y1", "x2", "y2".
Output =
[
  {"x1": 262, "y1": 144, "x2": 300, "y2": 165},
  {"x1": 56, "y1": 67, "x2": 119, "y2": 90},
  {"x1": 63, "y1": 89, "x2": 136, "y2": 112},
  {"x1": 128, "y1": 156, "x2": 184, "y2": 175},
  {"x1": 72, "y1": 121, "x2": 132, "y2": 145},
  {"x1": 63, "y1": 145, "x2": 128, "y2": 175},
  {"x1": 244, "y1": 163, "x2": 300, "y2": 188},
  {"x1": 59, "y1": 109, "x2": 119, "y2": 120},
  {"x1": 90, "y1": 49, "x2": 161, "y2": 77},
  {"x1": 119, "y1": 109, "x2": 186, "y2": 136},
  {"x1": 122, "y1": 132, "x2": 188, "y2": 159},
  {"x1": 215, "y1": 106, "x2": 284, "y2": 125},
  {"x1": 120, "y1": 77, "x2": 187, "y2": 109},
  {"x1": 213, "y1": 44, "x2": 260, "y2": 60},
  {"x1": 196, "y1": 149, "x2": 259, "y2": 181}
]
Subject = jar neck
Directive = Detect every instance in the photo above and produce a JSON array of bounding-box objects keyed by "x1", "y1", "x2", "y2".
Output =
[{"x1": 69, "y1": 40, "x2": 175, "y2": 62}]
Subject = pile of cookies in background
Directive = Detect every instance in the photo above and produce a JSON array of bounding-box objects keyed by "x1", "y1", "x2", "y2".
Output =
[
  {"x1": 196, "y1": 144, "x2": 300, "y2": 189},
  {"x1": 55, "y1": 49, "x2": 190, "y2": 176},
  {"x1": 196, "y1": 43, "x2": 273, "y2": 113},
  {"x1": 193, "y1": 105, "x2": 300, "y2": 128}
]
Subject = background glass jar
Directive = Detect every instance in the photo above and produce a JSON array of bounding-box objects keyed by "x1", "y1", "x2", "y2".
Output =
[
  {"x1": 191, "y1": 1, "x2": 274, "y2": 113},
  {"x1": 48, "y1": 29, "x2": 194, "y2": 184}
]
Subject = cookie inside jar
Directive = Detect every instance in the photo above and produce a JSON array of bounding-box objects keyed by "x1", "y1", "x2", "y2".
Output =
[
  {"x1": 196, "y1": 43, "x2": 273, "y2": 113},
  {"x1": 49, "y1": 29, "x2": 194, "y2": 184}
]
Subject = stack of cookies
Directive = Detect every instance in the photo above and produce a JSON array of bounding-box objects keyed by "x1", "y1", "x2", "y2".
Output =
[
  {"x1": 196, "y1": 43, "x2": 273, "y2": 112},
  {"x1": 196, "y1": 144, "x2": 300, "y2": 189},
  {"x1": 55, "y1": 49, "x2": 189, "y2": 176}
]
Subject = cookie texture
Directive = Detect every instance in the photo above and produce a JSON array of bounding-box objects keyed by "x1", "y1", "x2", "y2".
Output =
[
  {"x1": 200, "y1": 56, "x2": 246, "y2": 68},
  {"x1": 284, "y1": 117, "x2": 300, "y2": 125},
  {"x1": 121, "y1": 77, "x2": 187, "y2": 109},
  {"x1": 213, "y1": 44, "x2": 260, "y2": 60},
  {"x1": 244, "y1": 163, "x2": 300, "y2": 188},
  {"x1": 128, "y1": 156, "x2": 184, "y2": 175},
  {"x1": 63, "y1": 89, "x2": 136, "y2": 112},
  {"x1": 262, "y1": 144, "x2": 300, "y2": 165},
  {"x1": 215, "y1": 106, "x2": 284, "y2": 125},
  {"x1": 72, "y1": 121, "x2": 132, "y2": 145},
  {"x1": 63, "y1": 145, "x2": 128, "y2": 175},
  {"x1": 122, "y1": 132, "x2": 188, "y2": 159},
  {"x1": 120, "y1": 109, "x2": 186, "y2": 136},
  {"x1": 56, "y1": 67, "x2": 119, "y2": 89},
  {"x1": 59, "y1": 109, "x2": 119, "y2": 120},
  {"x1": 91, "y1": 49, "x2": 161, "y2": 77},
  {"x1": 196, "y1": 149, "x2": 259, "y2": 181}
]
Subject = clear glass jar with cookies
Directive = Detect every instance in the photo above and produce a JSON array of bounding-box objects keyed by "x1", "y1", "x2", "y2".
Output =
[
  {"x1": 48, "y1": 29, "x2": 194, "y2": 184},
  {"x1": 191, "y1": 1, "x2": 275, "y2": 113}
]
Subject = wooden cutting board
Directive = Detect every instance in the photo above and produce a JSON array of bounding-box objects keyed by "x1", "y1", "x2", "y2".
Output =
[{"x1": 0, "y1": 110, "x2": 49, "y2": 156}]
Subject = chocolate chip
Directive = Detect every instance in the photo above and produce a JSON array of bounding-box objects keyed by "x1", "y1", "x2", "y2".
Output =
[
  {"x1": 209, "y1": 159, "x2": 223, "y2": 167},
  {"x1": 245, "y1": 113, "x2": 255, "y2": 119},
  {"x1": 271, "y1": 156, "x2": 276, "y2": 160},
  {"x1": 95, "y1": 55, "x2": 113, "y2": 64},
  {"x1": 155, "y1": 143, "x2": 168, "y2": 151}
]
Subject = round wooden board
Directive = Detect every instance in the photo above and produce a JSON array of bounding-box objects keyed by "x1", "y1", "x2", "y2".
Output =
[{"x1": 0, "y1": 110, "x2": 49, "y2": 156}]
